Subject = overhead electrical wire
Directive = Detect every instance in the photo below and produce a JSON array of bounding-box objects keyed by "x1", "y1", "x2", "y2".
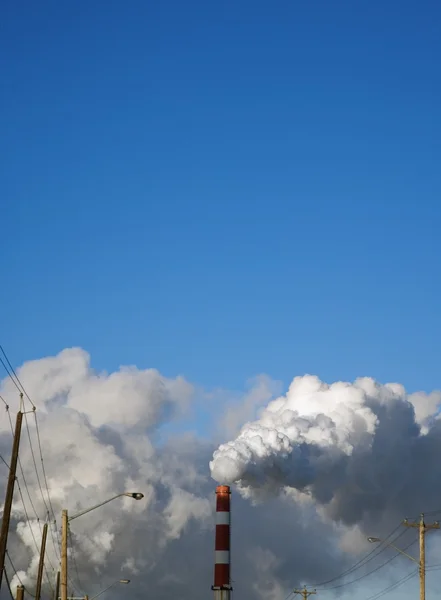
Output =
[
  {"x1": 0, "y1": 452, "x2": 10, "y2": 469},
  {"x1": 8, "y1": 481, "x2": 55, "y2": 594},
  {"x1": 6, "y1": 551, "x2": 36, "y2": 598},
  {"x1": 311, "y1": 522, "x2": 405, "y2": 588},
  {"x1": 359, "y1": 569, "x2": 418, "y2": 600},
  {"x1": 318, "y1": 537, "x2": 418, "y2": 591},
  {"x1": 0, "y1": 346, "x2": 35, "y2": 408},
  {"x1": 0, "y1": 355, "x2": 23, "y2": 397},
  {"x1": 4, "y1": 565, "x2": 17, "y2": 600},
  {"x1": 0, "y1": 347, "x2": 60, "y2": 592},
  {"x1": 23, "y1": 409, "x2": 52, "y2": 517},
  {"x1": 0, "y1": 347, "x2": 62, "y2": 545},
  {"x1": 0, "y1": 347, "x2": 56, "y2": 524},
  {"x1": 68, "y1": 527, "x2": 85, "y2": 596}
]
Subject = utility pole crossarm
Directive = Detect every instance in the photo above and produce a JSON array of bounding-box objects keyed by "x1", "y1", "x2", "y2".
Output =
[{"x1": 293, "y1": 588, "x2": 317, "y2": 600}]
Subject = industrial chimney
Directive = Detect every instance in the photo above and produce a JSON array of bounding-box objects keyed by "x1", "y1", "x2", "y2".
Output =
[{"x1": 212, "y1": 485, "x2": 232, "y2": 600}]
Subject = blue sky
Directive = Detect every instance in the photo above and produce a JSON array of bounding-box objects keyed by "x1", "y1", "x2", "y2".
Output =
[{"x1": 1, "y1": 0, "x2": 440, "y2": 395}]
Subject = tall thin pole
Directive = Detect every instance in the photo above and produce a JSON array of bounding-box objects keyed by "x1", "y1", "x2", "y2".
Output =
[
  {"x1": 54, "y1": 570, "x2": 60, "y2": 600},
  {"x1": 0, "y1": 409, "x2": 23, "y2": 590},
  {"x1": 61, "y1": 510, "x2": 68, "y2": 600},
  {"x1": 35, "y1": 523, "x2": 48, "y2": 600},
  {"x1": 403, "y1": 513, "x2": 439, "y2": 600},
  {"x1": 419, "y1": 514, "x2": 426, "y2": 600},
  {"x1": 16, "y1": 585, "x2": 24, "y2": 600}
]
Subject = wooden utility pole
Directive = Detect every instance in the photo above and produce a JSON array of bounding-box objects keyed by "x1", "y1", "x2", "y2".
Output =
[
  {"x1": 403, "y1": 513, "x2": 440, "y2": 600},
  {"x1": 61, "y1": 510, "x2": 68, "y2": 600},
  {"x1": 35, "y1": 523, "x2": 48, "y2": 600},
  {"x1": 293, "y1": 587, "x2": 316, "y2": 600},
  {"x1": 0, "y1": 407, "x2": 23, "y2": 590},
  {"x1": 54, "y1": 570, "x2": 60, "y2": 600},
  {"x1": 16, "y1": 585, "x2": 24, "y2": 600}
]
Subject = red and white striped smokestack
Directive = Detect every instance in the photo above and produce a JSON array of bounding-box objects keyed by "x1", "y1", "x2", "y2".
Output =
[{"x1": 213, "y1": 485, "x2": 231, "y2": 597}]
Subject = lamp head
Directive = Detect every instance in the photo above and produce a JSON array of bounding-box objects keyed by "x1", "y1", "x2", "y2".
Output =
[
  {"x1": 367, "y1": 537, "x2": 381, "y2": 543},
  {"x1": 124, "y1": 493, "x2": 144, "y2": 500},
  {"x1": 119, "y1": 580, "x2": 130, "y2": 585}
]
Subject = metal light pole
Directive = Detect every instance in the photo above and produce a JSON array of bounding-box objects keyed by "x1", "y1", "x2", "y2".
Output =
[{"x1": 61, "y1": 494, "x2": 143, "y2": 600}]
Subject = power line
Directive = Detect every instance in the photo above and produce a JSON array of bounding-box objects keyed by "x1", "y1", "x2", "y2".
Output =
[
  {"x1": 6, "y1": 551, "x2": 36, "y2": 598},
  {"x1": 1, "y1": 346, "x2": 53, "y2": 522},
  {"x1": 0, "y1": 353, "x2": 57, "y2": 597},
  {"x1": 0, "y1": 453, "x2": 10, "y2": 469},
  {"x1": 0, "y1": 346, "x2": 35, "y2": 409},
  {"x1": 34, "y1": 411, "x2": 59, "y2": 529},
  {"x1": 67, "y1": 527, "x2": 84, "y2": 596},
  {"x1": 21, "y1": 409, "x2": 60, "y2": 579},
  {"x1": 311, "y1": 523, "x2": 405, "y2": 588},
  {"x1": 3, "y1": 408, "x2": 59, "y2": 588},
  {"x1": 35, "y1": 412, "x2": 61, "y2": 561},
  {"x1": 360, "y1": 569, "x2": 418, "y2": 600},
  {"x1": 318, "y1": 538, "x2": 419, "y2": 591},
  {"x1": 6, "y1": 407, "x2": 44, "y2": 535},
  {"x1": 4, "y1": 565, "x2": 17, "y2": 600},
  {"x1": 15, "y1": 478, "x2": 42, "y2": 555},
  {"x1": 0, "y1": 346, "x2": 61, "y2": 566},
  {"x1": 14, "y1": 480, "x2": 56, "y2": 593},
  {"x1": 0, "y1": 355, "x2": 23, "y2": 398},
  {"x1": 23, "y1": 410, "x2": 51, "y2": 517}
]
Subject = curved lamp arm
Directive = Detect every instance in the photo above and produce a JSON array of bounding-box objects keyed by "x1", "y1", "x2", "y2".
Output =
[
  {"x1": 367, "y1": 537, "x2": 419, "y2": 564},
  {"x1": 89, "y1": 580, "x2": 130, "y2": 600},
  {"x1": 69, "y1": 493, "x2": 144, "y2": 522}
]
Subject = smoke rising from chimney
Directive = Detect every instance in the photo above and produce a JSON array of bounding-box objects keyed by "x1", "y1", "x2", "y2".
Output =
[{"x1": 210, "y1": 375, "x2": 441, "y2": 524}]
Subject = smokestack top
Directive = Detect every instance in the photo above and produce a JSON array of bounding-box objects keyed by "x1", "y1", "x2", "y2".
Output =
[{"x1": 216, "y1": 485, "x2": 231, "y2": 495}]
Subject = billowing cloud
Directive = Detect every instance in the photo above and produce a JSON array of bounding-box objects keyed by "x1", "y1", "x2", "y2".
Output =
[{"x1": 1, "y1": 352, "x2": 441, "y2": 600}]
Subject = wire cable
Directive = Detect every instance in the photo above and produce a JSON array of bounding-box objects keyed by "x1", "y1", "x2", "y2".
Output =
[
  {"x1": 6, "y1": 407, "x2": 44, "y2": 535},
  {"x1": 23, "y1": 410, "x2": 51, "y2": 517},
  {"x1": 68, "y1": 527, "x2": 85, "y2": 596},
  {"x1": 318, "y1": 537, "x2": 418, "y2": 591},
  {"x1": 0, "y1": 346, "x2": 35, "y2": 408},
  {"x1": 359, "y1": 569, "x2": 418, "y2": 600},
  {"x1": 3, "y1": 400, "x2": 59, "y2": 584},
  {"x1": 0, "y1": 355, "x2": 23, "y2": 397},
  {"x1": 311, "y1": 522, "x2": 404, "y2": 588},
  {"x1": 6, "y1": 551, "x2": 36, "y2": 598},
  {"x1": 4, "y1": 565, "x2": 17, "y2": 600},
  {"x1": 0, "y1": 346, "x2": 62, "y2": 565},
  {"x1": 0, "y1": 453, "x2": 10, "y2": 469}
]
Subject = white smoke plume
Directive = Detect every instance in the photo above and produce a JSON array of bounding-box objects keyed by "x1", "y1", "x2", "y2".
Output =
[
  {"x1": 1, "y1": 351, "x2": 441, "y2": 600},
  {"x1": 210, "y1": 375, "x2": 441, "y2": 525}
]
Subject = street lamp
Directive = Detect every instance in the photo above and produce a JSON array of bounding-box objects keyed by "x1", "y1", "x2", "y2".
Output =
[
  {"x1": 89, "y1": 579, "x2": 130, "y2": 600},
  {"x1": 61, "y1": 494, "x2": 144, "y2": 600},
  {"x1": 367, "y1": 535, "x2": 422, "y2": 600}
]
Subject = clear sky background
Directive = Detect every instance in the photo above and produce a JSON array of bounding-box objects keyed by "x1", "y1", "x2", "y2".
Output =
[{"x1": 2, "y1": 0, "x2": 440, "y2": 393}]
